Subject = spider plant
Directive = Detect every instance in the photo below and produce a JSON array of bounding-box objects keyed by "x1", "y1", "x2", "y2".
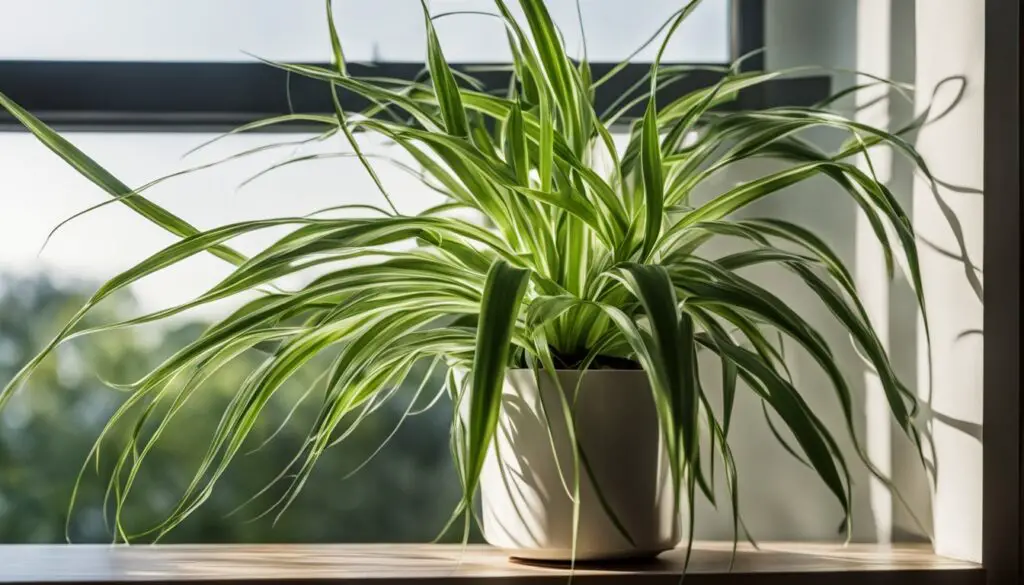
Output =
[{"x1": 0, "y1": 0, "x2": 938, "y2": 558}]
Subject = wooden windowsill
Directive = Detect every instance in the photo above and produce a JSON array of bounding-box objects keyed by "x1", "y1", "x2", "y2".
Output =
[{"x1": 0, "y1": 542, "x2": 982, "y2": 584}]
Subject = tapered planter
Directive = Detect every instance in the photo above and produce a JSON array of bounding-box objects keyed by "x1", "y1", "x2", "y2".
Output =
[{"x1": 479, "y1": 369, "x2": 682, "y2": 561}]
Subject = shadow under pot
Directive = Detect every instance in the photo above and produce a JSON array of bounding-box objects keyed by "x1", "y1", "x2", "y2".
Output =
[{"x1": 478, "y1": 369, "x2": 684, "y2": 562}]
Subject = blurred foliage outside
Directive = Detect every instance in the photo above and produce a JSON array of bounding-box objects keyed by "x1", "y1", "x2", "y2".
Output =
[{"x1": 0, "y1": 274, "x2": 471, "y2": 543}]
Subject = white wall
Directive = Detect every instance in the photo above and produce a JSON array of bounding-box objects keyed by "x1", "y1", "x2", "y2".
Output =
[
  {"x1": 690, "y1": 0, "x2": 983, "y2": 553},
  {"x1": 688, "y1": 0, "x2": 877, "y2": 542},
  {"x1": 912, "y1": 0, "x2": 984, "y2": 563}
]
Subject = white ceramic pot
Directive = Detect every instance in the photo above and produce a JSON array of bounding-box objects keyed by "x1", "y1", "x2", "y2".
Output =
[{"x1": 479, "y1": 369, "x2": 683, "y2": 561}]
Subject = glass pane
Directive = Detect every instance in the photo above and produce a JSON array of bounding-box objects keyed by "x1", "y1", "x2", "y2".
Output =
[
  {"x1": 0, "y1": 0, "x2": 730, "y2": 63},
  {"x1": 0, "y1": 131, "x2": 463, "y2": 543},
  {"x1": 0, "y1": 132, "x2": 448, "y2": 309}
]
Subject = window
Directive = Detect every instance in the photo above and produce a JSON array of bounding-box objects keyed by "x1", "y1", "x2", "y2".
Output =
[
  {"x1": 0, "y1": 0, "x2": 824, "y2": 547},
  {"x1": 0, "y1": 0, "x2": 785, "y2": 130},
  {"x1": 0, "y1": 128, "x2": 466, "y2": 544}
]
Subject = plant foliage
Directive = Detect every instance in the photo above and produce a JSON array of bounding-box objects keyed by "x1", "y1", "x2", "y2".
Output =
[{"x1": 0, "y1": 0, "x2": 938, "y2": 553}]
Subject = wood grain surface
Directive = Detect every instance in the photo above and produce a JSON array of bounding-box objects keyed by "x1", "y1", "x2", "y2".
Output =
[{"x1": 0, "y1": 542, "x2": 983, "y2": 584}]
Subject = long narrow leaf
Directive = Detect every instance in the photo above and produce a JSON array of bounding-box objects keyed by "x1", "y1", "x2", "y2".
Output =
[{"x1": 464, "y1": 261, "x2": 531, "y2": 500}]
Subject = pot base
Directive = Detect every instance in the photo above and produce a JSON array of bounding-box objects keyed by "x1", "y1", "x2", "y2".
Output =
[{"x1": 504, "y1": 546, "x2": 673, "y2": 563}]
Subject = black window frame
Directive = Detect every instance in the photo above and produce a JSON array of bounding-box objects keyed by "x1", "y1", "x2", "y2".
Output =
[
  {"x1": 982, "y1": 0, "x2": 1021, "y2": 582},
  {"x1": 0, "y1": 0, "x2": 828, "y2": 132}
]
